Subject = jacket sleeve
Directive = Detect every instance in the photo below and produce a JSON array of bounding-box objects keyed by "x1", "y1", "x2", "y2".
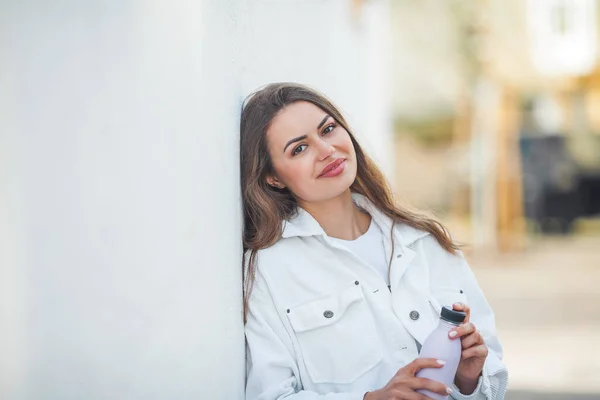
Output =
[
  {"x1": 448, "y1": 251, "x2": 509, "y2": 400},
  {"x1": 245, "y1": 267, "x2": 368, "y2": 400}
]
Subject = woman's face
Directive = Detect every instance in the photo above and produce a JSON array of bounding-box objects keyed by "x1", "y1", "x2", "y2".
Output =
[{"x1": 265, "y1": 101, "x2": 357, "y2": 204}]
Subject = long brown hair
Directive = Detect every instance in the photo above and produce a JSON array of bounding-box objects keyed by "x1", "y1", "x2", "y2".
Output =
[{"x1": 240, "y1": 82, "x2": 459, "y2": 322}]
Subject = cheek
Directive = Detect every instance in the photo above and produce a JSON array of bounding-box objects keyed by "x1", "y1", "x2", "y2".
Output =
[
  {"x1": 274, "y1": 158, "x2": 314, "y2": 188},
  {"x1": 344, "y1": 135, "x2": 356, "y2": 155},
  {"x1": 334, "y1": 130, "x2": 354, "y2": 153}
]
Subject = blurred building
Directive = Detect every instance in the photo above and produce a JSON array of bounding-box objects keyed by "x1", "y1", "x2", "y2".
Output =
[{"x1": 389, "y1": 0, "x2": 600, "y2": 251}]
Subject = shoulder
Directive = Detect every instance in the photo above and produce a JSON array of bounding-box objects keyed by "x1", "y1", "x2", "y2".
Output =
[
  {"x1": 246, "y1": 236, "x2": 299, "y2": 270},
  {"x1": 403, "y1": 225, "x2": 470, "y2": 273},
  {"x1": 395, "y1": 222, "x2": 431, "y2": 248},
  {"x1": 244, "y1": 236, "x2": 320, "y2": 316},
  {"x1": 398, "y1": 220, "x2": 461, "y2": 259},
  {"x1": 243, "y1": 236, "x2": 307, "y2": 290},
  {"x1": 413, "y1": 234, "x2": 479, "y2": 297}
]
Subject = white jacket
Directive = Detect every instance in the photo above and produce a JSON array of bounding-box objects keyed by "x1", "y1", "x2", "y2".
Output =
[{"x1": 245, "y1": 194, "x2": 508, "y2": 399}]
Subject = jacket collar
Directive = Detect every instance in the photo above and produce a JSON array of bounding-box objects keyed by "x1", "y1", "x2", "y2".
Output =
[{"x1": 281, "y1": 193, "x2": 429, "y2": 247}]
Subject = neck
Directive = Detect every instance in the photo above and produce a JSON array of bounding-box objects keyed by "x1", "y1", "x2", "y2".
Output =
[{"x1": 298, "y1": 190, "x2": 371, "y2": 240}]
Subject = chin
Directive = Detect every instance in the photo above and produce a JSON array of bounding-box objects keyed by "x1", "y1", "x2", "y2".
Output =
[{"x1": 319, "y1": 176, "x2": 356, "y2": 202}]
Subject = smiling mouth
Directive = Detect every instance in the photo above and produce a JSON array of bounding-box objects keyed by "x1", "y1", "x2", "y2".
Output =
[{"x1": 319, "y1": 158, "x2": 346, "y2": 177}]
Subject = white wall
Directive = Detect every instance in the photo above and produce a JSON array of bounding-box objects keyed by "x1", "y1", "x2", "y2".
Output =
[{"x1": 0, "y1": 1, "x2": 391, "y2": 398}]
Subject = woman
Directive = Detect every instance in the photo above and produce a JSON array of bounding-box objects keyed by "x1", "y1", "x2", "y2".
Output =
[{"x1": 240, "y1": 82, "x2": 508, "y2": 400}]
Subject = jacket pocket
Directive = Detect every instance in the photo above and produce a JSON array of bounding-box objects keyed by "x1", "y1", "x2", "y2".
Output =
[
  {"x1": 429, "y1": 285, "x2": 469, "y2": 315},
  {"x1": 287, "y1": 283, "x2": 383, "y2": 384}
]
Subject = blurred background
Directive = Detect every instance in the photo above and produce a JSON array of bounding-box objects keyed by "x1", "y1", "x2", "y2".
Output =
[
  {"x1": 1, "y1": 0, "x2": 599, "y2": 399},
  {"x1": 388, "y1": 1, "x2": 600, "y2": 399}
]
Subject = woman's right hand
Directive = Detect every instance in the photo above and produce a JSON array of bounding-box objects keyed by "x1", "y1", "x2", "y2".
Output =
[{"x1": 364, "y1": 358, "x2": 452, "y2": 400}]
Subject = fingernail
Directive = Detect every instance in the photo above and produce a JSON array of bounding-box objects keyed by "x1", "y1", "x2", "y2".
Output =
[
  {"x1": 436, "y1": 359, "x2": 446, "y2": 365},
  {"x1": 454, "y1": 302, "x2": 463, "y2": 307},
  {"x1": 449, "y1": 331, "x2": 458, "y2": 338},
  {"x1": 446, "y1": 387, "x2": 454, "y2": 394}
]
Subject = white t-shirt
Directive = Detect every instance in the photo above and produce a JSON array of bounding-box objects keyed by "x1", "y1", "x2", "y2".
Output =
[{"x1": 329, "y1": 216, "x2": 390, "y2": 286}]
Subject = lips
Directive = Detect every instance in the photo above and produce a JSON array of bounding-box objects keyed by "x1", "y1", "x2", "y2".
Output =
[{"x1": 319, "y1": 158, "x2": 346, "y2": 177}]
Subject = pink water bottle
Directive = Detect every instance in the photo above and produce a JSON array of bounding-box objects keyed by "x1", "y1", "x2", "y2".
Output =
[{"x1": 415, "y1": 306, "x2": 466, "y2": 399}]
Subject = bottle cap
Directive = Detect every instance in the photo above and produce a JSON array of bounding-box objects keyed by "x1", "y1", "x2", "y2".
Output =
[{"x1": 440, "y1": 306, "x2": 467, "y2": 324}]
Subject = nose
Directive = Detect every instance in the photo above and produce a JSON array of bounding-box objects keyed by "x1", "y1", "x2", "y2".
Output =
[{"x1": 316, "y1": 139, "x2": 335, "y2": 161}]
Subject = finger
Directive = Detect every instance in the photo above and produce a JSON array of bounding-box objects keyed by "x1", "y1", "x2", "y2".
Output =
[
  {"x1": 462, "y1": 344, "x2": 489, "y2": 360},
  {"x1": 460, "y1": 330, "x2": 485, "y2": 349},
  {"x1": 409, "y1": 377, "x2": 452, "y2": 396},
  {"x1": 400, "y1": 358, "x2": 445, "y2": 376},
  {"x1": 406, "y1": 392, "x2": 442, "y2": 400},
  {"x1": 404, "y1": 393, "x2": 434, "y2": 400},
  {"x1": 453, "y1": 302, "x2": 471, "y2": 323},
  {"x1": 449, "y1": 322, "x2": 477, "y2": 340}
]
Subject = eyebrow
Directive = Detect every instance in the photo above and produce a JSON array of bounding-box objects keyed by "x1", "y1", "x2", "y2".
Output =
[
  {"x1": 316, "y1": 114, "x2": 330, "y2": 130},
  {"x1": 282, "y1": 115, "x2": 331, "y2": 153}
]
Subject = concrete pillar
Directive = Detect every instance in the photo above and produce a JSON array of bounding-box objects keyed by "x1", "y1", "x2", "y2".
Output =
[{"x1": 0, "y1": 1, "x2": 244, "y2": 398}]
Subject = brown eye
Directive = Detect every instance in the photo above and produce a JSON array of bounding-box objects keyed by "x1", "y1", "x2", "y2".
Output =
[
  {"x1": 322, "y1": 123, "x2": 336, "y2": 135},
  {"x1": 292, "y1": 144, "x2": 307, "y2": 156}
]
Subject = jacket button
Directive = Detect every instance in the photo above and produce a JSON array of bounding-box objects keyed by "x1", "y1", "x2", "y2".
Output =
[
  {"x1": 409, "y1": 310, "x2": 420, "y2": 320},
  {"x1": 323, "y1": 310, "x2": 334, "y2": 318},
  {"x1": 355, "y1": 280, "x2": 360, "y2": 285}
]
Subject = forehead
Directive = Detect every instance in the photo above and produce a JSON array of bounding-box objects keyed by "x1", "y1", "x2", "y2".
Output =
[{"x1": 267, "y1": 101, "x2": 327, "y2": 142}]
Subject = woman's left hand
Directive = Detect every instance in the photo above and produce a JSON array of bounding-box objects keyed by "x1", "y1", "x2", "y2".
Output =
[{"x1": 448, "y1": 302, "x2": 488, "y2": 395}]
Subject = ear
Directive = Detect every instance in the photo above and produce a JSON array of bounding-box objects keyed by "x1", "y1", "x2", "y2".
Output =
[{"x1": 266, "y1": 175, "x2": 286, "y2": 189}]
